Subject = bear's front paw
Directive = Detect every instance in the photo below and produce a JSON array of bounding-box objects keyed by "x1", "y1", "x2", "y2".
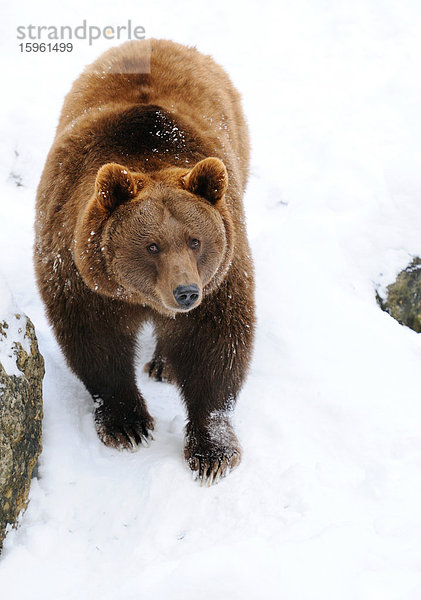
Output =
[
  {"x1": 144, "y1": 356, "x2": 175, "y2": 383},
  {"x1": 184, "y1": 417, "x2": 242, "y2": 486},
  {"x1": 94, "y1": 405, "x2": 154, "y2": 451}
]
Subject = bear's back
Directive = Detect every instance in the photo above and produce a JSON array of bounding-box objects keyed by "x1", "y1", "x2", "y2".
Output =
[{"x1": 56, "y1": 39, "x2": 249, "y2": 178}]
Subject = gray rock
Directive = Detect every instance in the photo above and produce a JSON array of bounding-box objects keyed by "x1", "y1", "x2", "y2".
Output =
[
  {"x1": 378, "y1": 258, "x2": 421, "y2": 333},
  {"x1": 0, "y1": 311, "x2": 44, "y2": 552}
]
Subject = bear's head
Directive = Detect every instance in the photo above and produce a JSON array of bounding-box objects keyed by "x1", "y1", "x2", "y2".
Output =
[{"x1": 74, "y1": 158, "x2": 235, "y2": 316}]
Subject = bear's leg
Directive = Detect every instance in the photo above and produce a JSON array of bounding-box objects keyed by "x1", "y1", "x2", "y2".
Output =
[
  {"x1": 53, "y1": 295, "x2": 154, "y2": 450},
  {"x1": 154, "y1": 288, "x2": 254, "y2": 485}
]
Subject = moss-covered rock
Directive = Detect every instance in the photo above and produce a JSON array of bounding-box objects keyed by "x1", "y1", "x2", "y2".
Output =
[
  {"x1": 378, "y1": 258, "x2": 421, "y2": 332},
  {"x1": 0, "y1": 311, "x2": 44, "y2": 552}
]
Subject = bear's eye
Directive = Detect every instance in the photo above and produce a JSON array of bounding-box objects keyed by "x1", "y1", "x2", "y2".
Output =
[
  {"x1": 147, "y1": 243, "x2": 160, "y2": 255},
  {"x1": 189, "y1": 238, "x2": 201, "y2": 250}
]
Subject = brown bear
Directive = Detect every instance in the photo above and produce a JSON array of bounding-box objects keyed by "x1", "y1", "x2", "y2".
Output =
[{"x1": 34, "y1": 39, "x2": 255, "y2": 485}]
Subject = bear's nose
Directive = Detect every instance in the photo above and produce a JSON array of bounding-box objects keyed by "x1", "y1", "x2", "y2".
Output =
[{"x1": 173, "y1": 284, "x2": 200, "y2": 309}]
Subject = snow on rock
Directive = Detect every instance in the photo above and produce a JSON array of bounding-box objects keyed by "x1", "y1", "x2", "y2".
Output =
[
  {"x1": 0, "y1": 279, "x2": 44, "y2": 552},
  {"x1": 378, "y1": 257, "x2": 421, "y2": 332},
  {"x1": 0, "y1": 287, "x2": 32, "y2": 378}
]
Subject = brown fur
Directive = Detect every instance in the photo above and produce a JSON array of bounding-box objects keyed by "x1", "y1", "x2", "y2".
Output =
[{"x1": 34, "y1": 39, "x2": 255, "y2": 485}]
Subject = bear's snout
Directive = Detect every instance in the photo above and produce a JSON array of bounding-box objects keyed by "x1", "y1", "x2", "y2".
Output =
[{"x1": 173, "y1": 284, "x2": 200, "y2": 309}]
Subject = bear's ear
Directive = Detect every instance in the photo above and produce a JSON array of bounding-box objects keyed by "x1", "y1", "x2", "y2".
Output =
[
  {"x1": 182, "y1": 157, "x2": 228, "y2": 204},
  {"x1": 95, "y1": 163, "x2": 138, "y2": 212}
]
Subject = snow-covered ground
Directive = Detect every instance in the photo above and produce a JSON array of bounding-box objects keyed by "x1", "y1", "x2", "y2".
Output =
[{"x1": 1, "y1": 0, "x2": 421, "y2": 597}]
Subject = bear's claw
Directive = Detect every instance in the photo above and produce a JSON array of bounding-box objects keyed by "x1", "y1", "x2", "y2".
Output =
[
  {"x1": 95, "y1": 409, "x2": 154, "y2": 451},
  {"x1": 189, "y1": 452, "x2": 239, "y2": 486},
  {"x1": 144, "y1": 357, "x2": 174, "y2": 383},
  {"x1": 185, "y1": 420, "x2": 242, "y2": 486}
]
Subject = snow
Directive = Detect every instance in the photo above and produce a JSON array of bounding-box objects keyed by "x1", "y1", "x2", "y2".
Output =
[
  {"x1": 1, "y1": 0, "x2": 421, "y2": 598},
  {"x1": 0, "y1": 282, "x2": 30, "y2": 378}
]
